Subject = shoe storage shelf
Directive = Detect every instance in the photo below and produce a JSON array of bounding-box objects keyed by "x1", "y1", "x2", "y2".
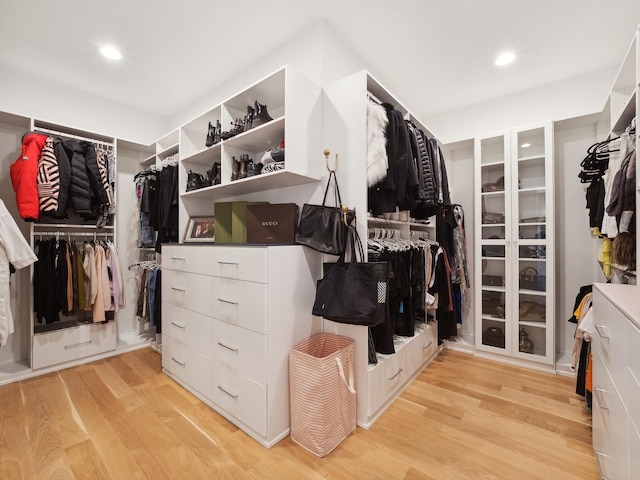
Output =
[
  {"x1": 474, "y1": 121, "x2": 555, "y2": 367},
  {"x1": 161, "y1": 244, "x2": 321, "y2": 447},
  {"x1": 174, "y1": 66, "x2": 322, "y2": 241},
  {"x1": 322, "y1": 70, "x2": 441, "y2": 428}
]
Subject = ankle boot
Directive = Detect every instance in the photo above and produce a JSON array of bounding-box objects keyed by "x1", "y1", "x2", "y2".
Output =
[
  {"x1": 231, "y1": 157, "x2": 240, "y2": 181},
  {"x1": 238, "y1": 154, "x2": 248, "y2": 179},
  {"x1": 244, "y1": 106, "x2": 255, "y2": 132},
  {"x1": 213, "y1": 162, "x2": 221, "y2": 185},
  {"x1": 252, "y1": 101, "x2": 273, "y2": 128},
  {"x1": 206, "y1": 121, "x2": 215, "y2": 147},
  {"x1": 213, "y1": 120, "x2": 221, "y2": 144},
  {"x1": 246, "y1": 159, "x2": 258, "y2": 177}
]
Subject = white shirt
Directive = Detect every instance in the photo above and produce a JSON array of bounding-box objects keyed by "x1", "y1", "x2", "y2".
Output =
[{"x1": 0, "y1": 200, "x2": 37, "y2": 346}]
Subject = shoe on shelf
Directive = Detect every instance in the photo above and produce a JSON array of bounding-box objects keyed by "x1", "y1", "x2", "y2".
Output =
[
  {"x1": 251, "y1": 101, "x2": 273, "y2": 128},
  {"x1": 206, "y1": 122, "x2": 216, "y2": 147},
  {"x1": 231, "y1": 157, "x2": 240, "y2": 181}
]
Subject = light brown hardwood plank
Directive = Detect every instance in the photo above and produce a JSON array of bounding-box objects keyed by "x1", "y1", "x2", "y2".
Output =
[{"x1": 65, "y1": 440, "x2": 111, "y2": 480}]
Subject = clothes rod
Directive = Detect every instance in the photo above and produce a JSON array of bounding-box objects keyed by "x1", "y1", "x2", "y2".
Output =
[
  {"x1": 33, "y1": 127, "x2": 115, "y2": 149},
  {"x1": 36, "y1": 232, "x2": 114, "y2": 238},
  {"x1": 32, "y1": 223, "x2": 114, "y2": 230}
]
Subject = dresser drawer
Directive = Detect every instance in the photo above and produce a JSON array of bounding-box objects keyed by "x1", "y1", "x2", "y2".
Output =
[
  {"x1": 628, "y1": 319, "x2": 640, "y2": 431},
  {"x1": 592, "y1": 290, "x2": 627, "y2": 388},
  {"x1": 163, "y1": 271, "x2": 267, "y2": 334},
  {"x1": 162, "y1": 302, "x2": 216, "y2": 357},
  {"x1": 212, "y1": 363, "x2": 267, "y2": 437},
  {"x1": 162, "y1": 245, "x2": 267, "y2": 283},
  {"x1": 162, "y1": 336, "x2": 215, "y2": 399},
  {"x1": 32, "y1": 321, "x2": 117, "y2": 370},
  {"x1": 406, "y1": 325, "x2": 436, "y2": 375},
  {"x1": 214, "y1": 319, "x2": 267, "y2": 385}
]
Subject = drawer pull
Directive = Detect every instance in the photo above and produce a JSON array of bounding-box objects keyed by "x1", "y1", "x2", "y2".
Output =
[
  {"x1": 424, "y1": 341, "x2": 433, "y2": 350},
  {"x1": 594, "y1": 388, "x2": 609, "y2": 411},
  {"x1": 217, "y1": 385, "x2": 238, "y2": 399},
  {"x1": 217, "y1": 341, "x2": 238, "y2": 352},
  {"x1": 594, "y1": 450, "x2": 609, "y2": 480},
  {"x1": 64, "y1": 339, "x2": 92, "y2": 350},
  {"x1": 594, "y1": 324, "x2": 609, "y2": 339},
  {"x1": 170, "y1": 256, "x2": 186, "y2": 261},
  {"x1": 218, "y1": 261, "x2": 239, "y2": 265},
  {"x1": 171, "y1": 287, "x2": 186, "y2": 292},
  {"x1": 218, "y1": 298, "x2": 238, "y2": 305},
  {"x1": 388, "y1": 368, "x2": 403, "y2": 381},
  {"x1": 170, "y1": 322, "x2": 186, "y2": 329},
  {"x1": 171, "y1": 357, "x2": 186, "y2": 367}
]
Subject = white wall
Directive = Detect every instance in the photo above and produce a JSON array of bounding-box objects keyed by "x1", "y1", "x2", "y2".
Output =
[
  {"x1": 427, "y1": 67, "x2": 616, "y2": 144},
  {"x1": 0, "y1": 64, "x2": 168, "y2": 146}
]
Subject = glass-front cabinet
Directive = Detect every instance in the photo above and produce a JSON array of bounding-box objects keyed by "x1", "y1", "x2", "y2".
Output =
[{"x1": 475, "y1": 122, "x2": 554, "y2": 365}]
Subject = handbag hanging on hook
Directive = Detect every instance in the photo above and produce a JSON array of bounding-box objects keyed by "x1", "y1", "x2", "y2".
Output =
[{"x1": 295, "y1": 149, "x2": 355, "y2": 255}]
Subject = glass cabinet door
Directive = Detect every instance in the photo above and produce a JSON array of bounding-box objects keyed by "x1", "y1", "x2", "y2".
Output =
[
  {"x1": 478, "y1": 134, "x2": 509, "y2": 351},
  {"x1": 513, "y1": 126, "x2": 552, "y2": 362}
]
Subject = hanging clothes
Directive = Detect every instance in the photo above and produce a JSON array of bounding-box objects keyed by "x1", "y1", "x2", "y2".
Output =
[
  {"x1": 0, "y1": 200, "x2": 37, "y2": 346},
  {"x1": 11, "y1": 132, "x2": 48, "y2": 221}
]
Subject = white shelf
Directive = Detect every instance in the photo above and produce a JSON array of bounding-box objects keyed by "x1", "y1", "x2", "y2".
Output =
[
  {"x1": 181, "y1": 142, "x2": 221, "y2": 167},
  {"x1": 223, "y1": 116, "x2": 285, "y2": 152},
  {"x1": 518, "y1": 154, "x2": 545, "y2": 163},
  {"x1": 518, "y1": 186, "x2": 546, "y2": 193},
  {"x1": 519, "y1": 321, "x2": 547, "y2": 328},
  {"x1": 480, "y1": 160, "x2": 505, "y2": 167},
  {"x1": 518, "y1": 289, "x2": 546, "y2": 296}
]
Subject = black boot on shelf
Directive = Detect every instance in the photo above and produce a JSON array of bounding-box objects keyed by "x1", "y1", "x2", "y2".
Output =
[
  {"x1": 206, "y1": 121, "x2": 216, "y2": 147},
  {"x1": 246, "y1": 159, "x2": 258, "y2": 177},
  {"x1": 213, "y1": 120, "x2": 221, "y2": 144},
  {"x1": 231, "y1": 157, "x2": 240, "y2": 181},
  {"x1": 213, "y1": 162, "x2": 221, "y2": 185},
  {"x1": 244, "y1": 106, "x2": 255, "y2": 132},
  {"x1": 252, "y1": 101, "x2": 273, "y2": 128}
]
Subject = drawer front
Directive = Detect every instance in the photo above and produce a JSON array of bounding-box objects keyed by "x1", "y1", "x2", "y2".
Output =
[
  {"x1": 367, "y1": 362, "x2": 387, "y2": 417},
  {"x1": 162, "y1": 245, "x2": 267, "y2": 283},
  {"x1": 592, "y1": 290, "x2": 627, "y2": 389},
  {"x1": 628, "y1": 320, "x2": 640, "y2": 432},
  {"x1": 406, "y1": 326, "x2": 436, "y2": 375},
  {"x1": 592, "y1": 351, "x2": 628, "y2": 480},
  {"x1": 163, "y1": 272, "x2": 267, "y2": 334},
  {"x1": 213, "y1": 277, "x2": 267, "y2": 334},
  {"x1": 214, "y1": 320, "x2": 267, "y2": 385},
  {"x1": 32, "y1": 321, "x2": 117, "y2": 370},
  {"x1": 212, "y1": 363, "x2": 267, "y2": 437},
  {"x1": 384, "y1": 348, "x2": 408, "y2": 397},
  {"x1": 162, "y1": 336, "x2": 215, "y2": 399},
  {"x1": 162, "y1": 302, "x2": 216, "y2": 357}
]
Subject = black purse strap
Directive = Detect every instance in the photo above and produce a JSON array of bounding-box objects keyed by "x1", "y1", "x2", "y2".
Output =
[
  {"x1": 337, "y1": 224, "x2": 364, "y2": 265},
  {"x1": 321, "y1": 170, "x2": 343, "y2": 208}
]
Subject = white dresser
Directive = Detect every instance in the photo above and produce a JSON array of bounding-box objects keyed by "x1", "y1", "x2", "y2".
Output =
[
  {"x1": 161, "y1": 244, "x2": 321, "y2": 447},
  {"x1": 592, "y1": 283, "x2": 640, "y2": 480}
]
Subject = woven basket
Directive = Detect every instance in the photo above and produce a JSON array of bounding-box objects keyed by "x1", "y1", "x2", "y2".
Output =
[{"x1": 289, "y1": 333, "x2": 356, "y2": 457}]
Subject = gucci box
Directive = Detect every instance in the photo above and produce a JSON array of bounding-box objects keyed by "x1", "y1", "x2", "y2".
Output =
[{"x1": 246, "y1": 203, "x2": 299, "y2": 244}]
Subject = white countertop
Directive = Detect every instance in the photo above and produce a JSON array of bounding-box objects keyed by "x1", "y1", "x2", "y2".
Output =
[{"x1": 593, "y1": 282, "x2": 640, "y2": 329}]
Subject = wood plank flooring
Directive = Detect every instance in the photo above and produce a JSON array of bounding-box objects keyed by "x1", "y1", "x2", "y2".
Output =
[{"x1": 0, "y1": 348, "x2": 599, "y2": 479}]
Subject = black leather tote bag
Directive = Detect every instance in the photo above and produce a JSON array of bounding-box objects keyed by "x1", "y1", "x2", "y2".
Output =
[
  {"x1": 312, "y1": 226, "x2": 378, "y2": 325},
  {"x1": 296, "y1": 170, "x2": 355, "y2": 255}
]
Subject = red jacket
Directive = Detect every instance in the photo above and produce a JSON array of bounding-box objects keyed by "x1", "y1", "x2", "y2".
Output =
[{"x1": 10, "y1": 133, "x2": 48, "y2": 221}]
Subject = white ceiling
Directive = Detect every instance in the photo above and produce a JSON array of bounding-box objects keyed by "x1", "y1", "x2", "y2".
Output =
[{"x1": 1, "y1": 0, "x2": 640, "y2": 121}]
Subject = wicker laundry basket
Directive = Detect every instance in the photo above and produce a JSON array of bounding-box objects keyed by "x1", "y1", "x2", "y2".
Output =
[{"x1": 289, "y1": 333, "x2": 356, "y2": 457}]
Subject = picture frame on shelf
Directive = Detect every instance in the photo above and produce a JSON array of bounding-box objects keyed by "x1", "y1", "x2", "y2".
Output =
[{"x1": 184, "y1": 216, "x2": 215, "y2": 243}]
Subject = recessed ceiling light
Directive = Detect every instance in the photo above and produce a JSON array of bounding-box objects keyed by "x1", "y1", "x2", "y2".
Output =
[
  {"x1": 100, "y1": 45, "x2": 122, "y2": 61},
  {"x1": 495, "y1": 51, "x2": 516, "y2": 66},
  {"x1": 521, "y1": 143, "x2": 531, "y2": 148}
]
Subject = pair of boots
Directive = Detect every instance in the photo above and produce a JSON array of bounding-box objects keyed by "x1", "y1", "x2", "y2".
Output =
[
  {"x1": 244, "y1": 101, "x2": 273, "y2": 131},
  {"x1": 206, "y1": 120, "x2": 222, "y2": 147},
  {"x1": 231, "y1": 154, "x2": 263, "y2": 181}
]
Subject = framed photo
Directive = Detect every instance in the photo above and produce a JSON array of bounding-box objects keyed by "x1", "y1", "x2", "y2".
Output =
[{"x1": 184, "y1": 216, "x2": 215, "y2": 243}]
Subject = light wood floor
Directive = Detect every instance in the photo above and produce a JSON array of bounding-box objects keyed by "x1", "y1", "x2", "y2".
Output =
[{"x1": 0, "y1": 348, "x2": 599, "y2": 480}]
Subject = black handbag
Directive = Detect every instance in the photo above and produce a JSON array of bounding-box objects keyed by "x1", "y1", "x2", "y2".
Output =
[
  {"x1": 312, "y1": 225, "x2": 378, "y2": 325},
  {"x1": 482, "y1": 326, "x2": 505, "y2": 348},
  {"x1": 295, "y1": 170, "x2": 355, "y2": 255}
]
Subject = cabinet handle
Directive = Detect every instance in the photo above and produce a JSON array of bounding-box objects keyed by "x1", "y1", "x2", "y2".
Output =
[
  {"x1": 217, "y1": 341, "x2": 238, "y2": 352},
  {"x1": 594, "y1": 388, "x2": 609, "y2": 411},
  {"x1": 594, "y1": 451, "x2": 609, "y2": 480},
  {"x1": 217, "y1": 385, "x2": 238, "y2": 399},
  {"x1": 170, "y1": 322, "x2": 186, "y2": 329},
  {"x1": 171, "y1": 357, "x2": 186, "y2": 367},
  {"x1": 594, "y1": 324, "x2": 609, "y2": 339},
  {"x1": 170, "y1": 256, "x2": 186, "y2": 261},
  {"x1": 171, "y1": 287, "x2": 186, "y2": 292},
  {"x1": 218, "y1": 298, "x2": 238, "y2": 305},
  {"x1": 424, "y1": 341, "x2": 433, "y2": 350},
  {"x1": 388, "y1": 368, "x2": 403, "y2": 381},
  {"x1": 64, "y1": 339, "x2": 92, "y2": 350},
  {"x1": 506, "y1": 241, "x2": 511, "y2": 246},
  {"x1": 217, "y1": 261, "x2": 239, "y2": 265}
]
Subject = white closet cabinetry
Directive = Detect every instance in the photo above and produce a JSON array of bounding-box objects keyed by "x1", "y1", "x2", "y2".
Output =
[
  {"x1": 161, "y1": 244, "x2": 321, "y2": 447},
  {"x1": 323, "y1": 70, "x2": 440, "y2": 428},
  {"x1": 474, "y1": 122, "x2": 555, "y2": 366},
  {"x1": 591, "y1": 284, "x2": 640, "y2": 480},
  {"x1": 176, "y1": 66, "x2": 322, "y2": 239}
]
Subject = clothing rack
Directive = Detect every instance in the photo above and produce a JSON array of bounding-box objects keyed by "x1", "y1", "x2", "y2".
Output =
[
  {"x1": 367, "y1": 91, "x2": 383, "y2": 105},
  {"x1": 35, "y1": 231, "x2": 114, "y2": 242},
  {"x1": 128, "y1": 260, "x2": 159, "y2": 271},
  {"x1": 32, "y1": 126, "x2": 115, "y2": 150}
]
